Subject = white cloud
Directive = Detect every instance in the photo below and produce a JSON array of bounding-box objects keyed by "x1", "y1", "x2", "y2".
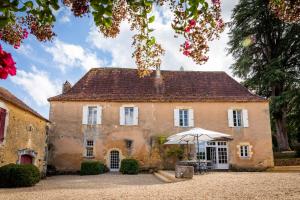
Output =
[
  {"x1": 45, "y1": 40, "x2": 105, "y2": 71},
  {"x1": 52, "y1": 6, "x2": 71, "y2": 24},
  {"x1": 60, "y1": 13, "x2": 71, "y2": 23},
  {"x1": 60, "y1": 8, "x2": 71, "y2": 23},
  {"x1": 17, "y1": 44, "x2": 33, "y2": 57},
  {"x1": 11, "y1": 67, "x2": 60, "y2": 106},
  {"x1": 86, "y1": 2, "x2": 238, "y2": 74},
  {"x1": 87, "y1": 23, "x2": 136, "y2": 67}
]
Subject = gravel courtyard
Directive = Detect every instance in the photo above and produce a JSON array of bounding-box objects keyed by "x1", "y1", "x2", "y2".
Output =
[{"x1": 0, "y1": 172, "x2": 299, "y2": 200}]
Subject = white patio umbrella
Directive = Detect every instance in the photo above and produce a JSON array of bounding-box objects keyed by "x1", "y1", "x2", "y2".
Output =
[
  {"x1": 167, "y1": 128, "x2": 231, "y2": 143},
  {"x1": 165, "y1": 128, "x2": 232, "y2": 169}
]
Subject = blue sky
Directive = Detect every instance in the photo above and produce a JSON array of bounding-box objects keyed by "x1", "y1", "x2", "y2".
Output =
[{"x1": 0, "y1": 1, "x2": 238, "y2": 118}]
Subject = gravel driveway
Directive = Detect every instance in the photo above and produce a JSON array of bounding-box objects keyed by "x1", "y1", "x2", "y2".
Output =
[{"x1": 0, "y1": 172, "x2": 299, "y2": 200}]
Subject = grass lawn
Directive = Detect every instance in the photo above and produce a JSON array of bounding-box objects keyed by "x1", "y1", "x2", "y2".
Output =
[{"x1": 0, "y1": 172, "x2": 299, "y2": 200}]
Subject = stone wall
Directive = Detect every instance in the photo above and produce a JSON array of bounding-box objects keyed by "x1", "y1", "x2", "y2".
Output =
[
  {"x1": 48, "y1": 101, "x2": 274, "y2": 171},
  {"x1": 0, "y1": 100, "x2": 48, "y2": 172}
]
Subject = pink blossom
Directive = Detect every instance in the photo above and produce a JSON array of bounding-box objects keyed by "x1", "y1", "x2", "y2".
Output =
[
  {"x1": 212, "y1": 0, "x2": 220, "y2": 6},
  {"x1": 184, "y1": 41, "x2": 191, "y2": 49},
  {"x1": 200, "y1": 55, "x2": 209, "y2": 62},
  {"x1": 22, "y1": 29, "x2": 29, "y2": 39},
  {"x1": 216, "y1": 18, "x2": 224, "y2": 29},
  {"x1": 184, "y1": 26, "x2": 191, "y2": 33},
  {"x1": 183, "y1": 50, "x2": 190, "y2": 56},
  {"x1": 0, "y1": 45, "x2": 17, "y2": 79},
  {"x1": 189, "y1": 19, "x2": 196, "y2": 26}
]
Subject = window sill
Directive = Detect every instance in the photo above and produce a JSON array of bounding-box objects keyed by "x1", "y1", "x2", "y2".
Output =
[
  {"x1": 239, "y1": 156, "x2": 251, "y2": 160},
  {"x1": 83, "y1": 156, "x2": 95, "y2": 159},
  {"x1": 83, "y1": 124, "x2": 100, "y2": 126}
]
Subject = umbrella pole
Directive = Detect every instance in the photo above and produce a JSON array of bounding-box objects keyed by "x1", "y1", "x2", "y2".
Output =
[
  {"x1": 186, "y1": 141, "x2": 189, "y2": 159},
  {"x1": 197, "y1": 135, "x2": 200, "y2": 173}
]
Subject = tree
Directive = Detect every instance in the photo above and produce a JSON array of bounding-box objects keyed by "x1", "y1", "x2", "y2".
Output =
[
  {"x1": 1, "y1": 1, "x2": 298, "y2": 80},
  {"x1": 0, "y1": 0, "x2": 225, "y2": 79},
  {"x1": 228, "y1": 0, "x2": 300, "y2": 151}
]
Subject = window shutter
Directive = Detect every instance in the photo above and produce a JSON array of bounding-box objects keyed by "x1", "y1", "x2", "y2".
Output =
[
  {"x1": 96, "y1": 106, "x2": 102, "y2": 125},
  {"x1": 0, "y1": 108, "x2": 6, "y2": 142},
  {"x1": 228, "y1": 109, "x2": 234, "y2": 127},
  {"x1": 82, "y1": 106, "x2": 88, "y2": 125},
  {"x1": 188, "y1": 109, "x2": 194, "y2": 127},
  {"x1": 174, "y1": 109, "x2": 179, "y2": 127},
  {"x1": 242, "y1": 109, "x2": 249, "y2": 127},
  {"x1": 133, "y1": 107, "x2": 139, "y2": 125},
  {"x1": 120, "y1": 107, "x2": 125, "y2": 125}
]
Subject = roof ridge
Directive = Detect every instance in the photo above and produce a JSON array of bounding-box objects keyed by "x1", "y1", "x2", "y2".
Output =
[
  {"x1": 0, "y1": 87, "x2": 49, "y2": 121},
  {"x1": 88, "y1": 67, "x2": 227, "y2": 73}
]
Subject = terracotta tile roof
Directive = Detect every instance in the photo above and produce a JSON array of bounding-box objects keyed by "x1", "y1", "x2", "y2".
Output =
[
  {"x1": 48, "y1": 68, "x2": 266, "y2": 102},
  {"x1": 0, "y1": 87, "x2": 48, "y2": 121}
]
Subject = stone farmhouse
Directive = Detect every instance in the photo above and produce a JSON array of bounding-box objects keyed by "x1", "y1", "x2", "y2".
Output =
[
  {"x1": 0, "y1": 87, "x2": 48, "y2": 173},
  {"x1": 48, "y1": 68, "x2": 274, "y2": 172}
]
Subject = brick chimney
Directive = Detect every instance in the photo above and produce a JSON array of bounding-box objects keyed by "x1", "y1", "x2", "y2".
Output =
[{"x1": 62, "y1": 81, "x2": 72, "y2": 94}]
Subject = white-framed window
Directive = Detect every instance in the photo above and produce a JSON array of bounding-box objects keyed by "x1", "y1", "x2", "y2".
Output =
[
  {"x1": 179, "y1": 109, "x2": 189, "y2": 127},
  {"x1": 174, "y1": 108, "x2": 194, "y2": 127},
  {"x1": 124, "y1": 107, "x2": 134, "y2": 125},
  {"x1": 233, "y1": 109, "x2": 242, "y2": 127},
  {"x1": 82, "y1": 105, "x2": 102, "y2": 125},
  {"x1": 85, "y1": 139, "x2": 94, "y2": 157},
  {"x1": 228, "y1": 109, "x2": 249, "y2": 128},
  {"x1": 88, "y1": 106, "x2": 97, "y2": 125},
  {"x1": 240, "y1": 145, "x2": 249, "y2": 158},
  {"x1": 196, "y1": 141, "x2": 206, "y2": 160},
  {"x1": 120, "y1": 106, "x2": 138, "y2": 126}
]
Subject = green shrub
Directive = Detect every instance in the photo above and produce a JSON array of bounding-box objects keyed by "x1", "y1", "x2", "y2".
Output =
[
  {"x1": 80, "y1": 161, "x2": 106, "y2": 175},
  {"x1": 296, "y1": 150, "x2": 300, "y2": 158},
  {"x1": 166, "y1": 146, "x2": 184, "y2": 160},
  {"x1": 120, "y1": 158, "x2": 139, "y2": 174},
  {"x1": 0, "y1": 164, "x2": 40, "y2": 188}
]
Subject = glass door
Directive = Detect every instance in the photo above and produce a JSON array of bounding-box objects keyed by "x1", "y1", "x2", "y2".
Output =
[
  {"x1": 216, "y1": 141, "x2": 229, "y2": 169},
  {"x1": 110, "y1": 150, "x2": 120, "y2": 171}
]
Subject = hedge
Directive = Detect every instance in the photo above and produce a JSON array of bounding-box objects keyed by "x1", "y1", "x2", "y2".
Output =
[
  {"x1": 0, "y1": 164, "x2": 40, "y2": 188},
  {"x1": 80, "y1": 161, "x2": 107, "y2": 175},
  {"x1": 120, "y1": 158, "x2": 139, "y2": 174}
]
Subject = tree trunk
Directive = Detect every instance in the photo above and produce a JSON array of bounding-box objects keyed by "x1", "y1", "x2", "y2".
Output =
[{"x1": 274, "y1": 111, "x2": 290, "y2": 151}]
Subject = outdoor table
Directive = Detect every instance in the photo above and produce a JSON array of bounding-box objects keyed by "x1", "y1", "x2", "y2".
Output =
[{"x1": 178, "y1": 160, "x2": 212, "y2": 173}]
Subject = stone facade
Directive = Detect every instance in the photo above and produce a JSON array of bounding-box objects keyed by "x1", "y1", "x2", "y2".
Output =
[
  {"x1": 48, "y1": 101, "x2": 274, "y2": 171},
  {"x1": 0, "y1": 100, "x2": 48, "y2": 172}
]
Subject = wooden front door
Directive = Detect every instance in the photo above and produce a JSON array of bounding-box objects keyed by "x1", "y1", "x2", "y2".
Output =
[{"x1": 20, "y1": 154, "x2": 33, "y2": 164}]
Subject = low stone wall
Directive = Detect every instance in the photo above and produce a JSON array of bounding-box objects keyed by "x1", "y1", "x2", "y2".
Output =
[
  {"x1": 175, "y1": 165, "x2": 194, "y2": 179},
  {"x1": 274, "y1": 158, "x2": 300, "y2": 166}
]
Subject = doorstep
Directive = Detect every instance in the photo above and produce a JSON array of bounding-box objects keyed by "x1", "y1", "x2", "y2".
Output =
[{"x1": 154, "y1": 170, "x2": 185, "y2": 183}]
